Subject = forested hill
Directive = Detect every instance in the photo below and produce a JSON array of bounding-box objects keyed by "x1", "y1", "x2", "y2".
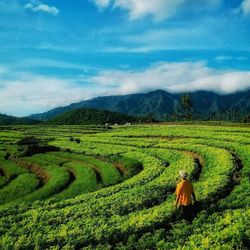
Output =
[
  {"x1": 46, "y1": 108, "x2": 140, "y2": 125},
  {"x1": 0, "y1": 114, "x2": 40, "y2": 125},
  {"x1": 29, "y1": 89, "x2": 250, "y2": 121}
]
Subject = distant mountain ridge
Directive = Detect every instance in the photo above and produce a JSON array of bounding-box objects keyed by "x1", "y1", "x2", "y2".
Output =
[
  {"x1": 29, "y1": 89, "x2": 250, "y2": 121},
  {"x1": 0, "y1": 114, "x2": 40, "y2": 125}
]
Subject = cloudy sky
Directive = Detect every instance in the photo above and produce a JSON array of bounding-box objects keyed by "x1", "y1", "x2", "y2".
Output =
[{"x1": 0, "y1": 0, "x2": 250, "y2": 116}]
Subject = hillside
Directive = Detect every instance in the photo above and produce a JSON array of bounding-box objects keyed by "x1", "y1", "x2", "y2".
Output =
[
  {"x1": 46, "y1": 108, "x2": 140, "y2": 125},
  {"x1": 29, "y1": 89, "x2": 250, "y2": 121},
  {"x1": 0, "y1": 114, "x2": 40, "y2": 125}
]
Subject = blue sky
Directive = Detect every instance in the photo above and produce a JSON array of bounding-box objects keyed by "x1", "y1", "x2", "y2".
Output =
[{"x1": 0, "y1": 0, "x2": 250, "y2": 116}]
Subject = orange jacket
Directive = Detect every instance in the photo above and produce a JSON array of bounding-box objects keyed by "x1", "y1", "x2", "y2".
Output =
[{"x1": 175, "y1": 179, "x2": 194, "y2": 206}]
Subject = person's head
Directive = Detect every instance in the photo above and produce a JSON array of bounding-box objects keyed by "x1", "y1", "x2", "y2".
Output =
[{"x1": 179, "y1": 170, "x2": 188, "y2": 180}]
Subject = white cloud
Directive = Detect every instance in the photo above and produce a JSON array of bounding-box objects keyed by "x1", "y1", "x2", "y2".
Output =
[
  {"x1": 113, "y1": 0, "x2": 184, "y2": 21},
  {"x1": 215, "y1": 55, "x2": 249, "y2": 62},
  {"x1": 88, "y1": 61, "x2": 250, "y2": 95},
  {"x1": 1, "y1": 61, "x2": 250, "y2": 117},
  {"x1": 240, "y1": 0, "x2": 250, "y2": 15},
  {"x1": 120, "y1": 26, "x2": 207, "y2": 51},
  {"x1": 25, "y1": 1, "x2": 59, "y2": 15},
  {"x1": 0, "y1": 72, "x2": 101, "y2": 116},
  {"x1": 92, "y1": 0, "x2": 111, "y2": 9},
  {"x1": 91, "y1": 0, "x2": 222, "y2": 20},
  {"x1": 215, "y1": 56, "x2": 233, "y2": 62}
]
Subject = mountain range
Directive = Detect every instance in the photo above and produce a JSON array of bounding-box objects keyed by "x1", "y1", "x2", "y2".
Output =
[
  {"x1": 0, "y1": 114, "x2": 40, "y2": 125},
  {"x1": 29, "y1": 89, "x2": 250, "y2": 121}
]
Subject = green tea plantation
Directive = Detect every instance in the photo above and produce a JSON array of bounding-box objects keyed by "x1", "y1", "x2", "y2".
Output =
[{"x1": 0, "y1": 124, "x2": 249, "y2": 249}]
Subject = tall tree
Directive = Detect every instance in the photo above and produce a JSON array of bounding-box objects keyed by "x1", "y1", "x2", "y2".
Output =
[{"x1": 181, "y1": 93, "x2": 193, "y2": 120}]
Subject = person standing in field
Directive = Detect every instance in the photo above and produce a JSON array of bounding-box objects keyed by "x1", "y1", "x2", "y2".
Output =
[{"x1": 175, "y1": 170, "x2": 197, "y2": 222}]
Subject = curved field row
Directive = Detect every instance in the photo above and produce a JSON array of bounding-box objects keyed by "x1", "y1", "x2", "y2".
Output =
[
  {"x1": 0, "y1": 152, "x2": 40, "y2": 204},
  {"x1": 52, "y1": 161, "x2": 97, "y2": 200},
  {"x1": 0, "y1": 173, "x2": 39, "y2": 205},
  {"x1": 0, "y1": 176, "x2": 6, "y2": 188},
  {"x1": 0, "y1": 152, "x2": 27, "y2": 179},
  {"x1": 0, "y1": 124, "x2": 248, "y2": 249},
  {"x1": 0, "y1": 139, "x2": 236, "y2": 211},
  {"x1": 0, "y1": 145, "x2": 235, "y2": 247},
  {"x1": 0, "y1": 149, "x2": 136, "y2": 205}
]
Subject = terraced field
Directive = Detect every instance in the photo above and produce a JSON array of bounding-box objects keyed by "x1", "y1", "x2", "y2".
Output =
[{"x1": 0, "y1": 124, "x2": 249, "y2": 249}]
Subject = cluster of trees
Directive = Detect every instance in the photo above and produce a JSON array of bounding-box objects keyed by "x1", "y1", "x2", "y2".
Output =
[
  {"x1": 46, "y1": 108, "x2": 140, "y2": 125},
  {"x1": 166, "y1": 94, "x2": 249, "y2": 123},
  {"x1": 0, "y1": 114, "x2": 39, "y2": 125},
  {"x1": 8, "y1": 136, "x2": 60, "y2": 158},
  {"x1": 209, "y1": 110, "x2": 250, "y2": 123},
  {"x1": 158, "y1": 94, "x2": 194, "y2": 121}
]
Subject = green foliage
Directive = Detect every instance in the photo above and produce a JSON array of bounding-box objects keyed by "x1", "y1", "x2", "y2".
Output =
[
  {"x1": 0, "y1": 113, "x2": 40, "y2": 125},
  {"x1": 0, "y1": 173, "x2": 39, "y2": 204},
  {"x1": 184, "y1": 208, "x2": 250, "y2": 249},
  {"x1": 0, "y1": 124, "x2": 249, "y2": 249},
  {"x1": 53, "y1": 161, "x2": 97, "y2": 200},
  {"x1": 0, "y1": 177, "x2": 7, "y2": 188},
  {"x1": 16, "y1": 157, "x2": 70, "y2": 203},
  {"x1": 0, "y1": 151, "x2": 27, "y2": 179},
  {"x1": 181, "y1": 93, "x2": 193, "y2": 120},
  {"x1": 46, "y1": 108, "x2": 140, "y2": 125}
]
